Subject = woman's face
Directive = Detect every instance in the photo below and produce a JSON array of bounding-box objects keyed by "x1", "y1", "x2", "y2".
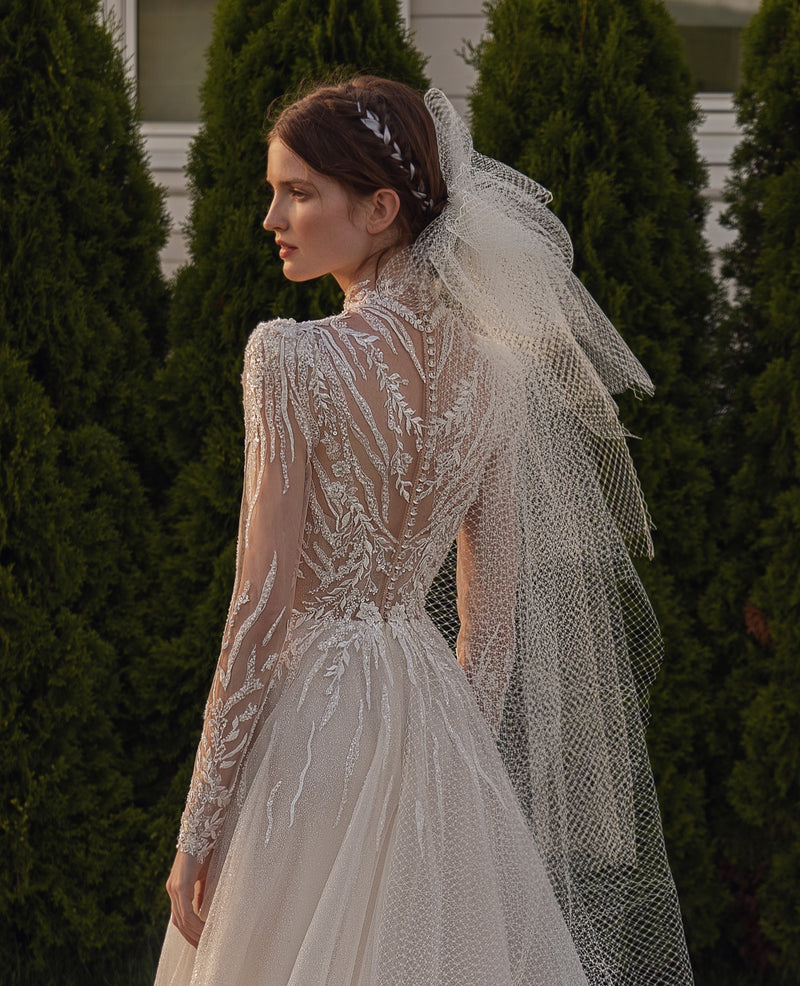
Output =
[{"x1": 263, "y1": 140, "x2": 376, "y2": 292}]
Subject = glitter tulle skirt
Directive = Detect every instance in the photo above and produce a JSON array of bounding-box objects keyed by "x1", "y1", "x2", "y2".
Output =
[{"x1": 154, "y1": 610, "x2": 588, "y2": 986}]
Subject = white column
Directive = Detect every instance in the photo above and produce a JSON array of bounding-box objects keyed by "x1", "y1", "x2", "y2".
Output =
[{"x1": 101, "y1": 0, "x2": 137, "y2": 80}]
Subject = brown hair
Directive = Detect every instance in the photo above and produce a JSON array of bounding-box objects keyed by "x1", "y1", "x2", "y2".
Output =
[{"x1": 267, "y1": 76, "x2": 447, "y2": 245}]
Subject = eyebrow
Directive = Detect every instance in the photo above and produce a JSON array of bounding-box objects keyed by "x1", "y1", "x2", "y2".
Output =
[{"x1": 265, "y1": 176, "x2": 315, "y2": 190}]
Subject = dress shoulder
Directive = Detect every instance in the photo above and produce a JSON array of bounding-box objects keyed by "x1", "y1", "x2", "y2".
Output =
[
  {"x1": 242, "y1": 318, "x2": 320, "y2": 482},
  {"x1": 244, "y1": 317, "x2": 325, "y2": 383},
  {"x1": 245, "y1": 316, "x2": 315, "y2": 363}
]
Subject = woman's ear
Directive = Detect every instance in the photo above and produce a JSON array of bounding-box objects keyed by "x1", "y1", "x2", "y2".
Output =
[{"x1": 365, "y1": 188, "x2": 401, "y2": 235}]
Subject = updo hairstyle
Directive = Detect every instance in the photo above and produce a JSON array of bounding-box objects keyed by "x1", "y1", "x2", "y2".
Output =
[{"x1": 268, "y1": 76, "x2": 447, "y2": 245}]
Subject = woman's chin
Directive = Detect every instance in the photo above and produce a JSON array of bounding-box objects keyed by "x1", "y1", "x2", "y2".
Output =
[{"x1": 281, "y1": 264, "x2": 316, "y2": 283}]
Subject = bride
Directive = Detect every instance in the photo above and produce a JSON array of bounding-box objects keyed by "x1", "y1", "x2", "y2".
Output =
[{"x1": 155, "y1": 75, "x2": 693, "y2": 986}]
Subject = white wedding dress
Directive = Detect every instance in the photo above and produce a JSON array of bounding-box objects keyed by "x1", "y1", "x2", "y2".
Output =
[{"x1": 154, "y1": 265, "x2": 693, "y2": 984}]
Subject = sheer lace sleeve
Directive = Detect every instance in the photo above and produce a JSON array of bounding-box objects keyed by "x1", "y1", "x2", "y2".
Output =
[
  {"x1": 455, "y1": 442, "x2": 518, "y2": 738},
  {"x1": 177, "y1": 321, "x2": 311, "y2": 863}
]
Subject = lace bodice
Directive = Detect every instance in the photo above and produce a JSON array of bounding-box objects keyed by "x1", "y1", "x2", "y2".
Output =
[{"x1": 178, "y1": 278, "x2": 521, "y2": 861}]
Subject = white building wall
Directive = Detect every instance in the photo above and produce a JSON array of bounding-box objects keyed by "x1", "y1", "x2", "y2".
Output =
[
  {"x1": 409, "y1": 0, "x2": 484, "y2": 120},
  {"x1": 143, "y1": 124, "x2": 196, "y2": 275},
  {"x1": 695, "y1": 92, "x2": 742, "y2": 260}
]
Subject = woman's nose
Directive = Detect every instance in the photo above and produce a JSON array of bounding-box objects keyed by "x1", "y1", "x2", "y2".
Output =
[{"x1": 263, "y1": 199, "x2": 283, "y2": 232}]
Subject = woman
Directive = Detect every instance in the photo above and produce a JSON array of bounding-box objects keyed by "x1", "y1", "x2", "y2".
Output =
[{"x1": 155, "y1": 76, "x2": 692, "y2": 986}]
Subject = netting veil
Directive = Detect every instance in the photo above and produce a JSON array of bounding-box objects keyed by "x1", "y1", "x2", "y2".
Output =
[{"x1": 411, "y1": 90, "x2": 693, "y2": 984}]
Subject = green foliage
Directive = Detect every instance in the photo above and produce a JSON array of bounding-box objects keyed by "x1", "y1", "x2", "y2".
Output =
[
  {"x1": 0, "y1": 1, "x2": 169, "y2": 477},
  {"x1": 0, "y1": 0, "x2": 169, "y2": 967},
  {"x1": 4, "y1": 930, "x2": 162, "y2": 986},
  {"x1": 705, "y1": 0, "x2": 800, "y2": 976},
  {"x1": 148, "y1": 0, "x2": 429, "y2": 894},
  {"x1": 469, "y1": 0, "x2": 722, "y2": 961}
]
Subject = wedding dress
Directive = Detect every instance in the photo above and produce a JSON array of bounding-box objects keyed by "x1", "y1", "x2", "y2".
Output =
[{"x1": 154, "y1": 91, "x2": 693, "y2": 986}]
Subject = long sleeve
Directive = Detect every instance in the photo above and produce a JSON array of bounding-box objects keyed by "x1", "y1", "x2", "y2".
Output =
[
  {"x1": 455, "y1": 443, "x2": 518, "y2": 738},
  {"x1": 177, "y1": 323, "x2": 311, "y2": 862}
]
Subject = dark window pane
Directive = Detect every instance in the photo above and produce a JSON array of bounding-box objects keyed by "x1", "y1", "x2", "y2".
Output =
[
  {"x1": 677, "y1": 25, "x2": 743, "y2": 92},
  {"x1": 138, "y1": 0, "x2": 215, "y2": 121}
]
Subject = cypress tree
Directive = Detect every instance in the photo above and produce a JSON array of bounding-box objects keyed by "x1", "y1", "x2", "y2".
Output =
[
  {"x1": 706, "y1": 0, "x2": 800, "y2": 976},
  {"x1": 469, "y1": 0, "x2": 722, "y2": 963},
  {"x1": 148, "y1": 0, "x2": 428, "y2": 886},
  {"x1": 0, "y1": 0, "x2": 169, "y2": 964}
]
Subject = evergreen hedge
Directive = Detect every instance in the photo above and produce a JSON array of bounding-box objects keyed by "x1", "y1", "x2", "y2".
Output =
[
  {"x1": 705, "y1": 0, "x2": 800, "y2": 978},
  {"x1": 0, "y1": 0, "x2": 169, "y2": 966},
  {"x1": 146, "y1": 0, "x2": 429, "y2": 900},
  {"x1": 468, "y1": 0, "x2": 723, "y2": 967}
]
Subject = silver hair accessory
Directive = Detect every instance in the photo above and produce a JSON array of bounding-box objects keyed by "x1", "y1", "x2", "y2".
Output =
[{"x1": 355, "y1": 100, "x2": 433, "y2": 210}]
